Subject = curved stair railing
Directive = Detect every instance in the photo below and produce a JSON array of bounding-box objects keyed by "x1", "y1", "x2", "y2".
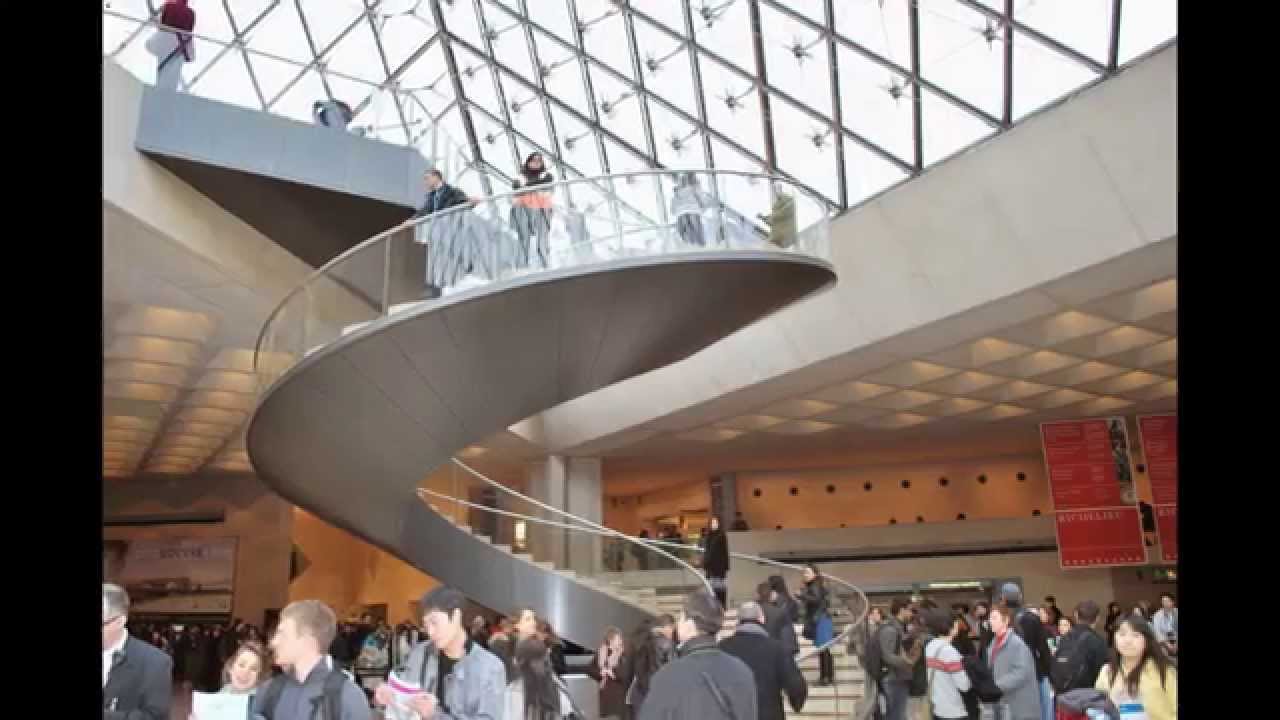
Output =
[
  {"x1": 247, "y1": 169, "x2": 835, "y2": 648},
  {"x1": 424, "y1": 457, "x2": 870, "y2": 713}
]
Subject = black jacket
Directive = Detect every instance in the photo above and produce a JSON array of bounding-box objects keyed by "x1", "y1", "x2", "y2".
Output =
[
  {"x1": 415, "y1": 183, "x2": 470, "y2": 218},
  {"x1": 103, "y1": 635, "x2": 173, "y2": 720},
  {"x1": 719, "y1": 624, "x2": 807, "y2": 720},
  {"x1": 701, "y1": 529, "x2": 730, "y2": 577},
  {"x1": 763, "y1": 599, "x2": 799, "y2": 657},
  {"x1": 798, "y1": 581, "x2": 830, "y2": 624},
  {"x1": 1014, "y1": 608, "x2": 1053, "y2": 680},
  {"x1": 585, "y1": 650, "x2": 632, "y2": 719},
  {"x1": 1052, "y1": 625, "x2": 1108, "y2": 691},
  {"x1": 636, "y1": 635, "x2": 759, "y2": 720}
]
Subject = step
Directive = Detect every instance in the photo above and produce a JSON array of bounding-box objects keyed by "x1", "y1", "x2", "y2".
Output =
[
  {"x1": 789, "y1": 693, "x2": 864, "y2": 715},
  {"x1": 341, "y1": 320, "x2": 372, "y2": 336},
  {"x1": 796, "y1": 653, "x2": 858, "y2": 669},
  {"x1": 800, "y1": 667, "x2": 863, "y2": 683},
  {"x1": 491, "y1": 544, "x2": 512, "y2": 554},
  {"x1": 388, "y1": 301, "x2": 424, "y2": 315}
]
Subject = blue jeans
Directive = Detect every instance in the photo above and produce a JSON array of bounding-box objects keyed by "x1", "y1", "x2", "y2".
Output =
[
  {"x1": 1038, "y1": 676, "x2": 1053, "y2": 720},
  {"x1": 882, "y1": 677, "x2": 911, "y2": 720}
]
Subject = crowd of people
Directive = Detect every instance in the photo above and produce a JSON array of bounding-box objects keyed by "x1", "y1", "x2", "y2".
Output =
[
  {"x1": 850, "y1": 588, "x2": 1179, "y2": 720},
  {"x1": 104, "y1": 571, "x2": 1178, "y2": 720}
]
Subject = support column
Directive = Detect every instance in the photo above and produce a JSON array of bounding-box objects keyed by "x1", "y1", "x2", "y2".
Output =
[
  {"x1": 710, "y1": 472, "x2": 737, "y2": 528},
  {"x1": 525, "y1": 456, "x2": 603, "y2": 578},
  {"x1": 565, "y1": 457, "x2": 603, "y2": 579},
  {"x1": 525, "y1": 455, "x2": 568, "y2": 566}
]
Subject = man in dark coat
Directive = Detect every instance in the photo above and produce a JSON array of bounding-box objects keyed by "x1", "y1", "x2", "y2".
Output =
[
  {"x1": 700, "y1": 516, "x2": 731, "y2": 608},
  {"x1": 763, "y1": 576, "x2": 800, "y2": 657},
  {"x1": 103, "y1": 584, "x2": 173, "y2": 720},
  {"x1": 720, "y1": 601, "x2": 807, "y2": 720},
  {"x1": 637, "y1": 590, "x2": 759, "y2": 720},
  {"x1": 1050, "y1": 600, "x2": 1109, "y2": 692}
]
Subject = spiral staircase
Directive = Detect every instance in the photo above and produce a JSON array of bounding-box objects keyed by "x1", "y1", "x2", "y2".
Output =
[{"x1": 247, "y1": 170, "x2": 870, "y2": 714}]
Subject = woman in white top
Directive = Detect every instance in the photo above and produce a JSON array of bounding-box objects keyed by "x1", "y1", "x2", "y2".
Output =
[
  {"x1": 503, "y1": 636, "x2": 575, "y2": 720},
  {"x1": 922, "y1": 609, "x2": 971, "y2": 720}
]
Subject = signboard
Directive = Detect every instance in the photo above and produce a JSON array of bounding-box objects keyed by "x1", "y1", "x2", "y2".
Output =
[
  {"x1": 1054, "y1": 507, "x2": 1147, "y2": 567},
  {"x1": 1137, "y1": 414, "x2": 1178, "y2": 505},
  {"x1": 1154, "y1": 505, "x2": 1177, "y2": 563},
  {"x1": 104, "y1": 537, "x2": 237, "y2": 614},
  {"x1": 1040, "y1": 418, "x2": 1138, "y2": 510},
  {"x1": 1042, "y1": 417, "x2": 1145, "y2": 569}
]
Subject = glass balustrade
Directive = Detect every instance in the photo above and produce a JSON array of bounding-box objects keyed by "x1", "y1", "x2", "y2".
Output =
[{"x1": 253, "y1": 169, "x2": 831, "y2": 387}]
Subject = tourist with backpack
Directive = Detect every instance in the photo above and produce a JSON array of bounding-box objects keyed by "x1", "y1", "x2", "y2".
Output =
[
  {"x1": 1050, "y1": 601, "x2": 1108, "y2": 695},
  {"x1": 871, "y1": 597, "x2": 918, "y2": 720},
  {"x1": 254, "y1": 600, "x2": 370, "y2": 720}
]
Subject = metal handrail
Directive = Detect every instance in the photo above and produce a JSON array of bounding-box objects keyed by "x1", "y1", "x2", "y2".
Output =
[
  {"x1": 252, "y1": 168, "x2": 828, "y2": 375},
  {"x1": 433, "y1": 458, "x2": 867, "y2": 665}
]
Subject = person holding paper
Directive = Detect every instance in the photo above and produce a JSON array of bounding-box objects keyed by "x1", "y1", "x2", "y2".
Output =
[
  {"x1": 374, "y1": 586, "x2": 506, "y2": 720},
  {"x1": 190, "y1": 641, "x2": 270, "y2": 719}
]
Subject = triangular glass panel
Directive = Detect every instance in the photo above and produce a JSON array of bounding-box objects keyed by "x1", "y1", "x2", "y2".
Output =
[
  {"x1": 577, "y1": 0, "x2": 634, "y2": 80},
  {"x1": 917, "y1": 0, "x2": 1005, "y2": 120},
  {"x1": 351, "y1": 87, "x2": 410, "y2": 145},
  {"x1": 103, "y1": 14, "x2": 153, "y2": 78},
  {"x1": 268, "y1": 67, "x2": 330, "y2": 124},
  {"x1": 295, "y1": 0, "x2": 364, "y2": 55},
  {"x1": 225, "y1": 0, "x2": 275, "y2": 33},
  {"x1": 192, "y1": 1, "x2": 237, "y2": 42},
  {"x1": 689, "y1": 0, "x2": 755, "y2": 71},
  {"x1": 321, "y1": 15, "x2": 388, "y2": 84},
  {"x1": 485, "y1": 17, "x2": 539, "y2": 86},
  {"x1": 1118, "y1": 0, "x2": 1177, "y2": 65},
  {"x1": 632, "y1": 0, "x2": 686, "y2": 36},
  {"x1": 780, "y1": 0, "x2": 826, "y2": 26},
  {"x1": 529, "y1": 0, "x2": 579, "y2": 45},
  {"x1": 843, "y1": 135, "x2": 910, "y2": 208},
  {"x1": 836, "y1": 44, "x2": 914, "y2": 168},
  {"x1": 920, "y1": 87, "x2": 998, "y2": 166},
  {"x1": 369, "y1": 9, "x2": 436, "y2": 73},
  {"x1": 245, "y1": 50, "x2": 309, "y2": 107},
  {"x1": 1011, "y1": 27, "x2": 1100, "y2": 121},
  {"x1": 321, "y1": 72, "x2": 383, "y2": 124},
  {"x1": 588, "y1": 62, "x2": 648, "y2": 157},
  {"x1": 709, "y1": 137, "x2": 767, "y2": 175},
  {"x1": 834, "y1": 0, "x2": 912, "y2": 68},
  {"x1": 631, "y1": 16, "x2": 700, "y2": 119},
  {"x1": 243, "y1": 3, "x2": 314, "y2": 64},
  {"x1": 651, "y1": 102, "x2": 707, "y2": 170},
  {"x1": 1018, "y1": 0, "x2": 1113, "y2": 66},
  {"x1": 507, "y1": 83, "x2": 553, "y2": 151},
  {"x1": 452, "y1": 45, "x2": 505, "y2": 119},
  {"x1": 550, "y1": 106, "x2": 605, "y2": 178},
  {"x1": 538, "y1": 35, "x2": 593, "y2": 118},
  {"x1": 698, "y1": 51, "x2": 765, "y2": 157},
  {"x1": 760, "y1": 2, "x2": 834, "y2": 114},
  {"x1": 396, "y1": 41, "x2": 454, "y2": 116},
  {"x1": 104, "y1": 0, "x2": 158, "y2": 22},
  {"x1": 770, "y1": 96, "x2": 841, "y2": 207},
  {"x1": 438, "y1": 0, "x2": 485, "y2": 50},
  {"x1": 188, "y1": 49, "x2": 264, "y2": 112}
]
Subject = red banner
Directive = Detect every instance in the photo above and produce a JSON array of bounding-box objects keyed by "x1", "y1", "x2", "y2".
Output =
[
  {"x1": 1155, "y1": 505, "x2": 1177, "y2": 563},
  {"x1": 1041, "y1": 418, "x2": 1138, "y2": 511},
  {"x1": 1137, "y1": 414, "x2": 1178, "y2": 506},
  {"x1": 1054, "y1": 507, "x2": 1147, "y2": 567}
]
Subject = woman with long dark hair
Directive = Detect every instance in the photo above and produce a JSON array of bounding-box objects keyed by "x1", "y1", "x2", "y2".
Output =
[
  {"x1": 1096, "y1": 616, "x2": 1177, "y2": 719},
  {"x1": 536, "y1": 619, "x2": 568, "y2": 676},
  {"x1": 699, "y1": 515, "x2": 730, "y2": 608},
  {"x1": 623, "y1": 619, "x2": 666, "y2": 717},
  {"x1": 511, "y1": 153, "x2": 555, "y2": 268},
  {"x1": 798, "y1": 563, "x2": 834, "y2": 685},
  {"x1": 1104, "y1": 601, "x2": 1124, "y2": 648},
  {"x1": 503, "y1": 636, "x2": 575, "y2": 720},
  {"x1": 585, "y1": 627, "x2": 630, "y2": 719}
]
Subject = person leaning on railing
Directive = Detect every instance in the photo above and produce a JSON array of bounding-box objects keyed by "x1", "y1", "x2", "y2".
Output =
[
  {"x1": 413, "y1": 169, "x2": 481, "y2": 296},
  {"x1": 511, "y1": 153, "x2": 555, "y2": 268}
]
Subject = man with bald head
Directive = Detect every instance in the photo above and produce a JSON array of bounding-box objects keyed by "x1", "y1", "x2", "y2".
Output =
[
  {"x1": 103, "y1": 583, "x2": 172, "y2": 719},
  {"x1": 719, "y1": 600, "x2": 808, "y2": 720}
]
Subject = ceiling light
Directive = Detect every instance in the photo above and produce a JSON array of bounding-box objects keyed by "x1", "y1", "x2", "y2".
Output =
[
  {"x1": 760, "y1": 420, "x2": 839, "y2": 435},
  {"x1": 714, "y1": 415, "x2": 787, "y2": 431},
  {"x1": 676, "y1": 428, "x2": 746, "y2": 443},
  {"x1": 861, "y1": 390, "x2": 942, "y2": 411},
  {"x1": 106, "y1": 336, "x2": 203, "y2": 367},
  {"x1": 863, "y1": 361, "x2": 959, "y2": 387},
  {"x1": 809, "y1": 381, "x2": 896, "y2": 404},
  {"x1": 758, "y1": 399, "x2": 838, "y2": 419}
]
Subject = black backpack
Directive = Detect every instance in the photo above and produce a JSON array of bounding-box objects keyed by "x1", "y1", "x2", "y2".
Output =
[
  {"x1": 1049, "y1": 629, "x2": 1096, "y2": 693},
  {"x1": 256, "y1": 666, "x2": 352, "y2": 720},
  {"x1": 962, "y1": 654, "x2": 1003, "y2": 703},
  {"x1": 906, "y1": 633, "x2": 930, "y2": 697}
]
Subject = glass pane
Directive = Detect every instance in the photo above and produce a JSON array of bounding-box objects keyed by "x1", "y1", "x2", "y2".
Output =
[
  {"x1": 443, "y1": 0, "x2": 486, "y2": 50},
  {"x1": 917, "y1": 0, "x2": 1005, "y2": 120},
  {"x1": 1119, "y1": 0, "x2": 1177, "y2": 65},
  {"x1": 397, "y1": 42, "x2": 455, "y2": 116},
  {"x1": 770, "y1": 97, "x2": 840, "y2": 206},
  {"x1": 352, "y1": 89, "x2": 410, "y2": 144},
  {"x1": 244, "y1": 3, "x2": 314, "y2": 64},
  {"x1": 225, "y1": 0, "x2": 275, "y2": 32},
  {"x1": 834, "y1": 0, "x2": 912, "y2": 67},
  {"x1": 589, "y1": 64, "x2": 648, "y2": 156},
  {"x1": 550, "y1": 107, "x2": 605, "y2": 177},
  {"x1": 103, "y1": 13, "x2": 146, "y2": 57},
  {"x1": 323, "y1": 16, "x2": 388, "y2": 83},
  {"x1": 104, "y1": 0, "x2": 160, "y2": 22},
  {"x1": 452, "y1": 45, "x2": 506, "y2": 119},
  {"x1": 488, "y1": 21, "x2": 540, "y2": 86},
  {"x1": 246, "y1": 51, "x2": 308, "y2": 106},
  {"x1": 844, "y1": 135, "x2": 909, "y2": 207},
  {"x1": 920, "y1": 89, "x2": 996, "y2": 166},
  {"x1": 760, "y1": 3, "x2": 833, "y2": 115},
  {"x1": 690, "y1": 0, "x2": 755, "y2": 71},
  {"x1": 270, "y1": 68, "x2": 330, "y2": 123},
  {"x1": 699, "y1": 52, "x2": 765, "y2": 155},
  {"x1": 1017, "y1": 0, "x2": 1113, "y2": 65},
  {"x1": 1011, "y1": 29, "x2": 1100, "y2": 121},
  {"x1": 190, "y1": 49, "x2": 265, "y2": 112},
  {"x1": 577, "y1": 0, "x2": 634, "y2": 79},
  {"x1": 651, "y1": 103, "x2": 708, "y2": 170},
  {"x1": 535, "y1": 0, "x2": 579, "y2": 45},
  {"x1": 296, "y1": 0, "x2": 363, "y2": 55},
  {"x1": 371, "y1": 9, "x2": 436, "y2": 73},
  {"x1": 632, "y1": 17, "x2": 701, "y2": 119},
  {"x1": 836, "y1": 44, "x2": 914, "y2": 169}
]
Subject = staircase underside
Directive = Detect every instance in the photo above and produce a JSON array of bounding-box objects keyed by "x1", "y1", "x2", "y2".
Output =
[{"x1": 248, "y1": 252, "x2": 835, "y2": 646}]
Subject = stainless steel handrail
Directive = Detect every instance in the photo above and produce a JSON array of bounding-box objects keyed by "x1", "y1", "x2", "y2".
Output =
[
  {"x1": 434, "y1": 458, "x2": 867, "y2": 664},
  {"x1": 252, "y1": 168, "x2": 828, "y2": 375}
]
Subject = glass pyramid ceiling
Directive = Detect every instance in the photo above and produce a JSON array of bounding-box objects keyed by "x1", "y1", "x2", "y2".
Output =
[{"x1": 104, "y1": 0, "x2": 1175, "y2": 211}]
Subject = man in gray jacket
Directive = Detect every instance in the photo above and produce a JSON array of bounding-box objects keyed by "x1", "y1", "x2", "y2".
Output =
[
  {"x1": 374, "y1": 587, "x2": 506, "y2": 720},
  {"x1": 877, "y1": 597, "x2": 918, "y2": 720},
  {"x1": 637, "y1": 589, "x2": 759, "y2": 720}
]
